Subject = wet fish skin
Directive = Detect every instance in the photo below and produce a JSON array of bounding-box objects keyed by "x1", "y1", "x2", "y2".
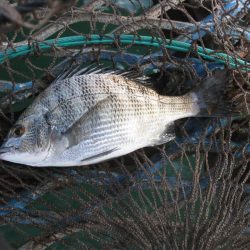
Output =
[{"x1": 0, "y1": 68, "x2": 206, "y2": 167}]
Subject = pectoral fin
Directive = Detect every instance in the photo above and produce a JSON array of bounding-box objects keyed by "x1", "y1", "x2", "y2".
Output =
[{"x1": 62, "y1": 97, "x2": 111, "y2": 149}]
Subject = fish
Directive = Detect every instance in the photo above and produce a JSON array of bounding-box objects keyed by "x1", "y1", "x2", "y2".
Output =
[{"x1": 0, "y1": 66, "x2": 236, "y2": 167}]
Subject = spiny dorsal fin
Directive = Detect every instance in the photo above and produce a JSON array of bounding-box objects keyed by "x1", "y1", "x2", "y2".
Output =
[{"x1": 55, "y1": 62, "x2": 151, "y2": 86}]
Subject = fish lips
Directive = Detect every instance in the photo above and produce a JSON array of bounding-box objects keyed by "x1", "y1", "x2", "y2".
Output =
[{"x1": 0, "y1": 146, "x2": 14, "y2": 157}]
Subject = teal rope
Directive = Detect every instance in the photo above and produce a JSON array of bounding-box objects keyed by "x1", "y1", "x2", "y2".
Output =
[{"x1": 0, "y1": 34, "x2": 249, "y2": 71}]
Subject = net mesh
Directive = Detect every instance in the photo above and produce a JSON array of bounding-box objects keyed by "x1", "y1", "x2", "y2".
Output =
[{"x1": 0, "y1": 0, "x2": 250, "y2": 249}]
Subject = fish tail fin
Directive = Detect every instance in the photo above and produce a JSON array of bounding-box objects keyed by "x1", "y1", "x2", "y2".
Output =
[{"x1": 192, "y1": 70, "x2": 244, "y2": 117}]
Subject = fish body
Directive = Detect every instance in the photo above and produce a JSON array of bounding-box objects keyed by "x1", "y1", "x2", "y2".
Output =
[{"x1": 0, "y1": 67, "x2": 230, "y2": 167}]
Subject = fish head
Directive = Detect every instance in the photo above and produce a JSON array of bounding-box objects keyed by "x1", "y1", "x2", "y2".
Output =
[{"x1": 0, "y1": 113, "x2": 52, "y2": 166}]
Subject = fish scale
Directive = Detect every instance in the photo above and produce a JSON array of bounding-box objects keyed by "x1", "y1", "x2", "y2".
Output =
[
  {"x1": 51, "y1": 78, "x2": 185, "y2": 166},
  {"x1": 2, "y1": 66, "x2": 226, "y2": 167}
]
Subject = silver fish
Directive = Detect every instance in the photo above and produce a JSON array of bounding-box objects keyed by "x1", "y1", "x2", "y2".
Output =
[{"x1": 0, "y1": 67, "x2": 232, "y2": 167}]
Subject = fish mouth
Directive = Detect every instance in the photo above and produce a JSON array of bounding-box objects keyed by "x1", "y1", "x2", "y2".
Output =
[{"x1": 0, "y1": 146, "x2": 13, "y2": 155}]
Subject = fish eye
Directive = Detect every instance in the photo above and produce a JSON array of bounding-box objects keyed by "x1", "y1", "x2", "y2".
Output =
[{"x1": 13, "y1": 125, "x2": 25, "y2": 137}]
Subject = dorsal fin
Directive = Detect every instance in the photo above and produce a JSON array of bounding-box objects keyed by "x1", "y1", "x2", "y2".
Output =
[
  {"x1": 55, "y1": 63, "x2": 106, "y2": 81},
  {"x1": 54, "y1": 62, "x2": 151, "y2": 85}
]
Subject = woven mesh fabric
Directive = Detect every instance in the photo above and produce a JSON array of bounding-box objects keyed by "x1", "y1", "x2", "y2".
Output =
[{"x1": 0, "y1": 0, "x2": 249, "y2": 249}]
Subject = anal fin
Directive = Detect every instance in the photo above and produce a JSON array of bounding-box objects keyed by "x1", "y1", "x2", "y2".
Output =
[{"x1": 150, "y1": 122, "x2": 176, "y2": 146}]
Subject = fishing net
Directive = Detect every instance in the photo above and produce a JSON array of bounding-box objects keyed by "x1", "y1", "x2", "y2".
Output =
[{"x1": 0, "y1": 0, "x2": 250, "y2": 249}]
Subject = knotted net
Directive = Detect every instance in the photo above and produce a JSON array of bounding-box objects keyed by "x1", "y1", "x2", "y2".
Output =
[{"x1": 0, "y1": 0, "x2": 249, "y2": 249}]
